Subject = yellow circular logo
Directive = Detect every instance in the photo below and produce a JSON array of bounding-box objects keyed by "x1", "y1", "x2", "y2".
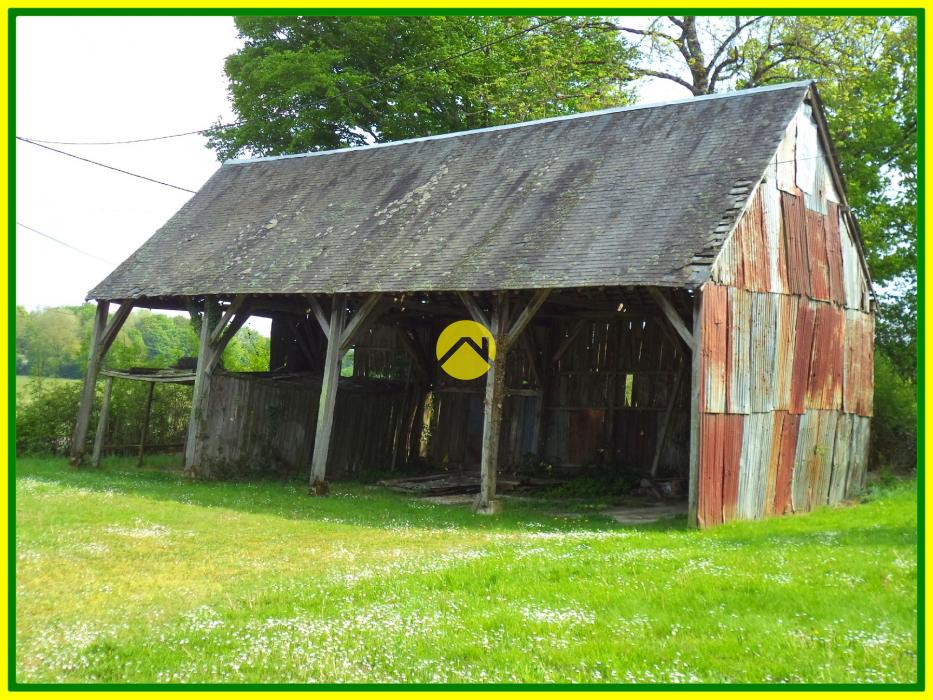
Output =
[{"x1": 436, "y1": 320, "x2": 496, "y2": 380}]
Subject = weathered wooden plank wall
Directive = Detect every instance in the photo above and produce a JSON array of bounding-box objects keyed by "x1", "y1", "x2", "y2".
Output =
[{"x1": 700, "y1": 101, "x2": 873, "y2": 527}]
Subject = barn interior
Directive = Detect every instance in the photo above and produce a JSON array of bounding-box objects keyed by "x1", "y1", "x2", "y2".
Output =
[{"x1": 92, "y1": 285, "x2": 695, "y2": 505}]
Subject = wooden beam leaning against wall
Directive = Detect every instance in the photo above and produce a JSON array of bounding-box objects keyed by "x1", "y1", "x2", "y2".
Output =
[
  {"x1": 70, "y1": 299, "x2": 134, "y2": 467},
  {"x1": 183, "y1": 295, "x2": 251, "y2": 478},
  {"x1": 307, "y1": 292, "x2": 386, "y2": 495}
]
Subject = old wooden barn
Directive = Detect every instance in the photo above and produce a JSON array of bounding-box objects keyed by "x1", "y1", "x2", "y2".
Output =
[{"x1": 71, "y1": 80, "x2": 874, "y2": 527}]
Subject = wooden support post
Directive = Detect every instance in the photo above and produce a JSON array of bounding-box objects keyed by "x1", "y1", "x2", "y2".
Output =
[
  {"x1": 687, "y1": 291, "x2": 704, "y2": 527},
  {"x1": 137, "y1": 382, "x2": 156, "y2": 468},
  {"x1": 91, "y1": 375, "x2": 113, "y2": 467},
  {"x1": 309, "y1": 293, "x2": 348, "y2": 494},
  {"x1": 650, "y1": 358, "x2": 687, "y2": 478},
  {"x1": 184, "y1": 300, "x2": 214, "y2": 474},
  {"x1": 184, "y1": 297, "x2": 250, "y2": 477},
  {"x1": 476, "y1": 294, "x2": 508, "y2": 515},
  {"x1": 70, "y1": 300, "x2": 133, "y2": 467},
  {"x1": 551, "y1": 318, "x2": 586, "y2": 364},
  {"x1": 456, "y1": 291, "x2": 490, "y2": 328},
  {"x1": 475, "y1": 289, "x2": 551, "y2": 514},
  {"x1": 647, "y1": 287, "x2": 694, "y2": 351}
]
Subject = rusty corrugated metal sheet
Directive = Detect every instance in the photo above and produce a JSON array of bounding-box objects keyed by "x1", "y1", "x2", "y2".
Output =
[
  {"x1": 737, "y1": 188, "x2": 770, "y2": 292},
  {"x1": 843, "y1": 310, "x2": 875, "y2": 417},
  {"x1": 761, "y1": 178, "x2": 788, "y2": 294},
  {"x1": 701, "y1": 283, "x2": 728, "y2": 413},
  {"x1": 737, "y1": 411, "x2": 772, "y2": 519},
  {"x1": 772, "y1": 411, "x2": 799, "y2": 514},
  {"x1": 806, "y1": 209, "x2": 832, "y2": 301},
  {"x1": 807, "y1": 303, "x2": 844, "y2": 410},
  {"x1": 781, "y1": 191, "x2": 811, "y2": 296},
  {"x1": 789, "y1": 298, "x2": 816, "y2": 413},
  {"x1": 829, "y1": 413, "x2": 854, "y2": 503},
  {"x1": 772, "y1": 294, "x2": 798, "y2": 411},
  {"x1": 749, "y1": 292, "x2": 777, "y2": 412},
  {"x1": 698, "y1": 412, "x2": 745, "y2": 526},
  {"x1": 726, "y1": 287, "x2": 751, "y2": 413},
  {"x1": 825, "y1": 202, "x2": 845, "y2": 304}
]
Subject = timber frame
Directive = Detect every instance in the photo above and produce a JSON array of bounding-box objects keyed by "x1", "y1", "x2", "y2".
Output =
[{"x1": 73, "y1": 286, "x2": 698, "y2": 517}]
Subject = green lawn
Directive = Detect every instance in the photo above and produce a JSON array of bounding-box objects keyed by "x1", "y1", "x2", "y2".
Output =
[{"x1": 14, "y1": 457, "x2": 918, "y2": 685}]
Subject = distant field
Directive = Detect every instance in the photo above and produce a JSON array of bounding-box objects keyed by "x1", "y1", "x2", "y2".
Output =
[
  {"x1": 15, "y1": 375, "x2": 79, "y2": 404},
  {"x1": 14, "y1": 457, "x2": 918, "y2": 685}
]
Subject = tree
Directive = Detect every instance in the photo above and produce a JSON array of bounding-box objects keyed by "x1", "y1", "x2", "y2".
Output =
[
  {"x1": 208, "y1": 15, "x2": 637, "y2": 160},
  {"x1": 601, "y1": 15, "x2": 917, "y2": 376}
]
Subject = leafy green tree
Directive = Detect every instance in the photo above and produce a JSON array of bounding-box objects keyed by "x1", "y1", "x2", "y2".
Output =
[
  {"x1": 602, "y1": 15, "x2": 916, "y2": 376},
  {"x1": 208, "y1": 15, "x2": 637, "y2": 159}
]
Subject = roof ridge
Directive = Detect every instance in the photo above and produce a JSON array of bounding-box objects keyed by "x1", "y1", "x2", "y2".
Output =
[{"x1": 224, "y1": 80, "x2": 813, "y2": 166}]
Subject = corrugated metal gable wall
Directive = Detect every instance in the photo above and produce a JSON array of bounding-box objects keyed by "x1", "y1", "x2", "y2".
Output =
[{"x1": 700, "y1": 101, "x2": 873, "y2": 527}]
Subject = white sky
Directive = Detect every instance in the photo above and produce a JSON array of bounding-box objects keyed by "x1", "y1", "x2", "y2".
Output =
[{"x1": 15, "y1": 15, "x2": 686, "y2": 335}]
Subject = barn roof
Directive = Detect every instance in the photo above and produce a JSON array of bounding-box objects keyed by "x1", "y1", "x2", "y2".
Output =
[{"x1": 89, "y1": 81, "x2": 816, "y2": 300}]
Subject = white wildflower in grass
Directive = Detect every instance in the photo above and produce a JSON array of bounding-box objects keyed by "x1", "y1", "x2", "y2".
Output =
[
  {"x1": 104, "y1": 518, "x2": 171, "y2": 539},
  {"x1": 520, "y1": 605, "x2": 596, "y2": 627}
]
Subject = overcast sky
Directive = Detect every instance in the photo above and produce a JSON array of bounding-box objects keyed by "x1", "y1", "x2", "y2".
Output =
[{"x1": 15, "y1": 15, "x2": 685, "y2": 333}]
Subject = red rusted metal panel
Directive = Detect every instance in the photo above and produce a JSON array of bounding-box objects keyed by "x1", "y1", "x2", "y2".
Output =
[
  {"x1": 843, "y1": 310, "x2": 875, "y2": 417},
  {"x1": 781, "y1": 191, "x2": 811, "y2": 296},
  {"x1": 698, "y1": 412, "x2": 723, "y2": 527},
  {"x1": 806, "y1": 209, "x2": 831, "y2": 302},
  {"x1": 825, "y1": 202, "x2": 845, "y2": 305},
  {"x1": 698, "y1": 412, "x2": 745, "y2": 526},
  {"x1": 736, "y1": 189, "x2": 770, "y2": 292},
  {"x1": 772, "y1": 411, "x2": 800, "y2": 514},
  {"x1": 807, "y1": 303, "x2": 844, "y2": 410},
  {"x1": 700, "y1": 283, "x2": 728, "y2": 413},
  {"x1": 721, "y1": 413, "x2": 745, "y2": 522},
  {"x1": 772, "y1": 294, "x2": 798, "y2": 411},
  {"x1": 763, "y1": 410, "x2": 785, "y2": 515},
  {"x1": 789, "y1": 298, "x2": 816, "y2": 414}
]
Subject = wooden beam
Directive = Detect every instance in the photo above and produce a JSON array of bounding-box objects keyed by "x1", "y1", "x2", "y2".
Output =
[
  {"x1": 476, "y1": 293, "x2": 509, "y2": 515},
  {"x1": 647, "y1": 287, "x2": 693, "y2": 350},
  {"x1": 551, "y1": 318, "x2": 586, "y2": 364},
  {"x1": 306, "y1": 295, "x2": 331, "y2": 339},
  {"x1": 340, "y1": 293, "x2": 384, "y2": 353},
  {"x1": 99, "y1": 301, "x2": 134, "y2": 355},
  {"x1": 650, "y1": 359, "x2": 687, "y2": 478},
  {"x1": 504, "y1": 288, "x2": 550, "y2": 350},
  {"x1": 70, "y1": 300, "x2": 132, "y2": 467},
  {"x1": 206, "y1": 312, "x2": 249, "y2": 373},
  {"x1": 309, "y1": 293, "x2": 348, "y2": 494},
  {"x1": 137, "y1": 382, "x2": 156, "y2": 468},
  {"x1": 396, "y1": 326, "x2": 431, "y2": 382},
  {"x1": 184, "y1": 298, "x2": 214, "y2": 475},
  {"x1": 687, "y1": 291, "x2": 704, "y2": 528},
  {"x1": 91, "y1": 375, "x2": 113, "y2": 468},
  {"x1": 456, "y1": 291, "x2": 490, "y2": 328},
  {"x1": 210, "y1": 294, "x2": 247, "y2": 345},
  {"x1": 292, "y1": 319, "x2": 319, "y2": 370}
]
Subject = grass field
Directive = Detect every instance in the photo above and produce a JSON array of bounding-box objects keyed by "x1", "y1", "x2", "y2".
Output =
[
  {"x1": 14, "y1": 457, "x2": 918, "y2": 685},
  {"x1": 15, "y1": 375, "x2": 78, "y2": 404}
]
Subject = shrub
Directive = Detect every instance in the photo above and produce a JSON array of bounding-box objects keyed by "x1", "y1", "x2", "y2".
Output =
[
  {"x1": 15, "y1": 377, "x2": 192, "y2": 458},
  {"x1": 870, "y1": 351, "x2": 917, "y2": 474}
]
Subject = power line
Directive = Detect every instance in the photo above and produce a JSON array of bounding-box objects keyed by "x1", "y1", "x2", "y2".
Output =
[
  {"x1": 16, "y1": 137, "x2": 198, "y2": 193},
  {"x1": 16, "y1": 222, "x2": 116, "y2": 265},
  {"x1": 16, "y1": 16, "x2": 565, "y2": 148}
]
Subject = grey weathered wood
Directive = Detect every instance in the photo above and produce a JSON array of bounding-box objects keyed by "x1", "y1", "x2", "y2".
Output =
[
  {"x1": 340, "y1": 293, "x2": 384, "y2": 353},
  {"x1": 504, "y1": 289, "x2": 550, "y2": 350},
  {"x1": 70, "y1": 300, "x2": 133, "y2": 466},
  {"x1": 207, "y1": 312, "x2": 249, "y2": 373},
  {"x1": 210, "y1": 294, "x2": 247, "y2": 345},
  {"x1": 396, "y1": 326, "x2": 431, "y2": 381},
  {"x1": 650, "y1": 358, "x2": 687, "y2": 477},
  {"x1": 137, "y1": 381, "x2": 156, "y2": 467},
  {"x1": 456, "y1": 291, "x2": 490, "y2": 328},
  {"x1": 91, "y1": 375, "x2": 113, "y2": 467},
  {"x1": 476, "y1": 293, "x2": 508, "y2": 514},
  {"x1": 306, "y1": 295, "x2": 331, "y2": 340},
  {"x1": 184, "y1": 298, "x2": 215, "y2": 473},
  {"x1": 648, "y1": 287, "x2": 694, "y2": 350},
  {"x1": 551, "y1": 318, "x2": 586, "y2": 364},
  {"x1": 309, "y1": 293, "x2": 348, "y2": 493},
  {"x1": 687, "y1": 292, "x2": 703, "y2": 527}
]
